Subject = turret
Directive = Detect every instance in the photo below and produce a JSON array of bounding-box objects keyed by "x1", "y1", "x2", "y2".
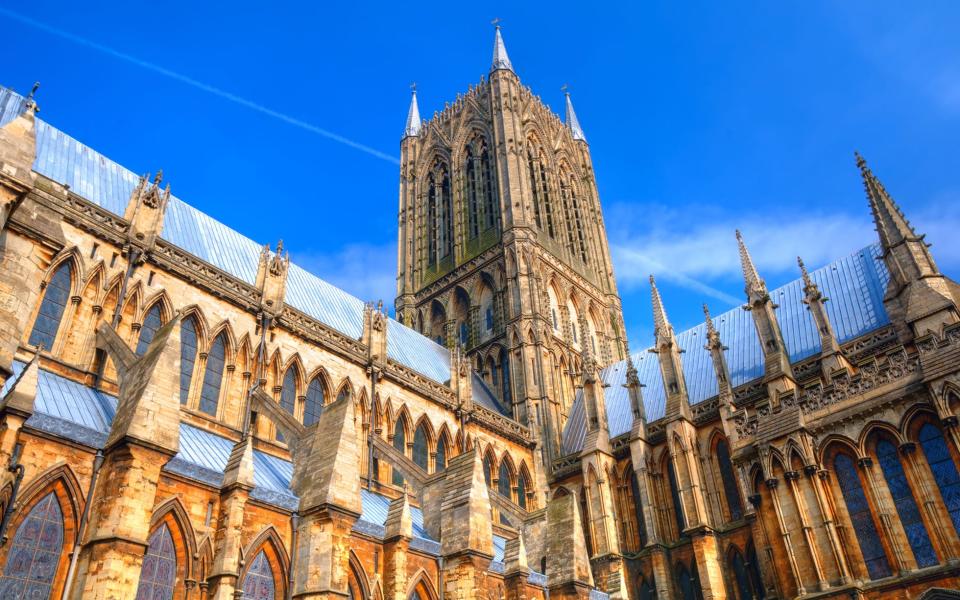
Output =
[
  {"x1": 649, "y1": 275, "x2": 691, "y2": 422},
  {"x1": 856, "y1": 152, "x2": 960, "y2": 338},
  {"x1": 736, "y1": 230, "x2": 795, "y2": 397},
  {"x1": 798, "y1": 256, "x2": 852, "y2": 381}
]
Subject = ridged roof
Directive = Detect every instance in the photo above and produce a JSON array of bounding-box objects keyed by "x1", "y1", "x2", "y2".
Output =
[
  {"x1": 561, "y1": 244, "x2": 892, "y2": 454},
  {"x1": 0, "y1": 85, "x2": 508, "y2": 416}
]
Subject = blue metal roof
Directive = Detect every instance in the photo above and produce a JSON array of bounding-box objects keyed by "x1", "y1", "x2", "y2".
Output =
[
  {"x1": 562, "y1": 245, "x2": 891, "y2": 454},
  {"x1": 1, "y1": 85, "x2": 501, "y2": 402}
]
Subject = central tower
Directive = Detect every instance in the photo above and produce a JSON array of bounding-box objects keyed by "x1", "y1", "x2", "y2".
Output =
[{"x1": 396, "y1": 26, "x2": 626, "y2": 469}]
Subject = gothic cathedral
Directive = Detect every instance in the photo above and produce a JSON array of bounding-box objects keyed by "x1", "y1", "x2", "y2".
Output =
[{"x1": 0, "y1": 24, "x2": 955, "y2": 600}]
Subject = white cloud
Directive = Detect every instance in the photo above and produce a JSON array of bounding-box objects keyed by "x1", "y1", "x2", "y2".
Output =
[{"x1": 291, "y1": 243, "x2": 398, "y2": 311}]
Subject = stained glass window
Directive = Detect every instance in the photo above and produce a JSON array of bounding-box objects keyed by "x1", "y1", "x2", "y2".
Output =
[
  {"x1": 676, "y1": 564, "x2": 696, "y2": 600},
  {"x1": 28, "y1": 263, "x2": 71, "y2": 349},
  {"x1": 481, "y1": 146, "x2": 497, "y2": 231},
  {"x1": 413, "y1": 424, "x2": 429, "y2": 471},
  {"x1": 629, "y1": 471, "x2": 648, "y2": 546},
  {"x1": 459, "y1": 322, "x2": 468, "y2": 346},
  {"x1": 833, "y1": 453, "x2": 891, "y2": 580},
  {"x1": 241, "y1": 550, "x2": 275, "y2": 600},
  {"x1": 392, "y1": 420, "x2": 406, "y2": 487},
  {"x1": 876, "y1": 439, "x2": 937, "y2": 567},
  {"x1": 435, "y1": 438, "x2": 447, "y2": 473},
  {"x1": 0, "y1": 492, "x2": 64, "y2": 598},
  {"x1": 135, "y1": 304, "x2": 164, "y2": 356},
  {"x1": 730, "y1": 548, "x2": 754, "y2": 600},
  {"x1": 483, "y1": 454, "x2": 492, "y2": 487},
  {"x1": 277, "y1": 368, "x2": 296, "y2": 442},
  {"x1": 199, "y1": 334, "x2": 226, "y2": 416},
  {"x1": 517, "y1": 473, "x2": 527, "y2": 510},
  {"x1": 179, "y1": 318, "x2": 198, "y2": 405},
  {"x1": 485, "y1": 307, "x2": 494, "y2": 331},
  {"x1": 919, "y1": 423, "x2": 960, "y2": 537},
  {"x1": 135, "y1": 523, "x2": 176, "y2": 600},
  {"x1": 716, "y1": 439, "x2": 744, "y2": 521},
  {"x1": 498, "y1": 461, "x2": 512, "y2": 501},
  {"x1": 303, "y1": 377, "x2": 324, "y2": 427},
  {"x1": 746, "y1": 543, "x2": 766, "y2": 599},
  {"x1": 667, "y1": 461, "x2": 685, "y2": 537}
]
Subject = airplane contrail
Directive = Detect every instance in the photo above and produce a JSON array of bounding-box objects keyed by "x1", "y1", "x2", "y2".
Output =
[{"x1": 0, "y1": 7, "x2": 400, "y2": 165}]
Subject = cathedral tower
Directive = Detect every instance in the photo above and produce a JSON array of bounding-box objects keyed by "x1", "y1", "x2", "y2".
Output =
[{"x1": 396, "y1": 25, "x2": 627, "y2": 470}]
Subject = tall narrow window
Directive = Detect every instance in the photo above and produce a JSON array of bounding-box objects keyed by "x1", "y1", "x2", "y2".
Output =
[
  {"x1": 392, "y1": 420, "x2": 406, "y2": 487},
  {"x1": 180, "y1": 318, "x2": 198, "y2": 405},
  {"x1": 527, "y1": 150, "x2": 543, "y2": 229},
  {"x1": 876, "y1": 439, "x2": 937, "y2": 567},
  {"x1": 135, "y1": 523, "x2": 177, "y2": 600},
  {"x1": 919, "y1": 423, "x2": 960, "y2": 536},
  {"x1": 199, "y1": 334, "x2": 226, "y2": 417},
  {"x1": 630, "y1": 470, "x2": 648, "y2": 546},
  {"x1": 280, "y1": 368, "x2": 297, "y2": 416},
  {"x1": 0, "y1": 492, "x2": 64, "y2": 597},
  {"x1": 833, "y1": 453, "x2": 891, "y2": 580},
  {"x1": 676, "y1": 564, "x2": 696, "y2": 600},
  {"x1": 427, "y1": 174, "x2": 438, "y2": 266},
  {"x1": 571, "y1": 192, "x2": 588, "y2": 263},
  {"x1": 638, "y1": 578, "x2": 655, "y2": 600},
  {"x1": 481, "y1": 145, "x2": 497, "y2": 230},
  {"x1": 136, "y1": 304, "x2": 164, "y2": 356},
  {"x1": 746, "y1": 543, "x2": 766, "y2": 599},
  {"x1": 413, "y1": 423, "x2": 429, "y2": 471},
  {"x1": 517, "y1": 472, "x2": 528, "y2": 510},
  {"x1": 459, "y1": 322, "x2": 468, "y2": 346},
  {"x1": 716, "y1": 439, "x2": 744, "y2": 521},
  {"x1": 560, "y1": 178, "x2": 577, "y2": 256},
  {"x1": 501, "y1": 352, "x2": 512, "y2": 406},
  {"x1": 28, "y1": 262, "x2": 72, "y2": 349},
  {"x1": 667, "y1": 461, "x2": 685, "y2": 538},
  {"x1": 435, "y1": 436, "x2": 447, "y2": 473},
  {"x1": 241, "y1": 550, "x2": 275, "y2": 600},
  {"x1": 539, "y1": 160, "x2": 555, "y2": 238},
  {"x1": 483, "y1": 454, "x2": 492, "y2": 487},
  {"x1": 303, "y1": 377, "x2": 325, "y2": 427},
  {"x1": 498, "y1": 461, "x2": 512, "y2": 501},
  {"x1": 730, "y1": 548, "x2": 755, "y2": 600},
  {"x1": 466, "y1": 146, "x2": 479, "y2": 239}
]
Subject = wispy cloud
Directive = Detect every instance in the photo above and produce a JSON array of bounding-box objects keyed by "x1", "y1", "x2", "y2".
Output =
[
  {"x1": 0, "y1": 7, "x2": 400, "y2": 165},
  {"x1": 291, "y1": 243, "x2": 398, "y2": 309}
]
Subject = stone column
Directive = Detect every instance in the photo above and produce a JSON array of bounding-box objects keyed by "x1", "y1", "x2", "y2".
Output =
[
  {"x1": 784, "y1": 470, "x2": 828, "y2": 589},
  {"x1": 766, "y1": 477, "x2": 805, "y2": 596},
  {"x1": 858, "y1": 457, "x2": 909, "y2": 573},
  {"x1": 806, "y1": 465, "x2": 850, "y2": 584},
  {"x1": 207, "y1": 434, "x2": 255, "y2": 600},
  {"x1": 691, "y1": 532, "x2": 727, "y2": 600}
]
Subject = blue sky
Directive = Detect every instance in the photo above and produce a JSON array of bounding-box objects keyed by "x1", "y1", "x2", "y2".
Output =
[{"x1": 2, "y1": 2, "x2": 958, "y2": 348}]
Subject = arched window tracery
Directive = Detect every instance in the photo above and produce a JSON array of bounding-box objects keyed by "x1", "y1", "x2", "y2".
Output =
[
  {"x1": 393, "y1": 418, "x2": 407, "y2": 487},
  {"x1": 0, "y1": 492, "x2": 64, "y2": 597},
  {"x1": 667, "y1": 460, "x2": 685, "y2": 539},
  {"x1": 136, "y1": 303, "x2": 164, "y2": 356},
  {"x1": 466, "y1": 145, "x2": 479, "y2": 239},
  {"x1": 199, "y1": 333, "x2": 226, "y2": 416},
  {"x1": 832, "y1": 452, "x2": 891, "y2": 580},
  {"x1": 498, "y1": 460, "x2": 513, "y2": 501},
  {"x1": 729, "y1": 547, "x2": 756, "y2": 600},
  {"x1": 241, "y1": 550, "x2": 276, "y2": 600},
  {"x1": 135, "y1": 523, "x2": 177, "y2": 600},
  {"x1": 918, "y1": 422, "x2": 960, "y2": 536},
  {"x1": 413, "y1": 422, "x2": 429, "y2": 472},
  {"x1": 874, "y1": 437, "x2": 937, "y2": 567},
  {"x1": 28, "y1": 262, "x2": 72, "y2": 349},
  {"x1": 179, "y1": 317, "x2": 198, "y2": 405},
  {"x1": 435, "y1": 433, "x2": 448, "y2": 472},
  {"x1": 303, "y1": 377, "x2": 325, "y2": 427},
  {"x1": 716, "y1": 438, "x2": 743, "y2": 521}
]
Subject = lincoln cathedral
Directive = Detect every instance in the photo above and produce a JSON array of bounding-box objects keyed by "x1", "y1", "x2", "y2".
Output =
[{"x1": 0, "y1": 24, "x2": 956, "y2": 600}]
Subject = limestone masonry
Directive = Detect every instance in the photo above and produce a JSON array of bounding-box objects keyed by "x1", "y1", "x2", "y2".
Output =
[{"x1": 0, "y1": 25, "x2": 957, "y2": 600}]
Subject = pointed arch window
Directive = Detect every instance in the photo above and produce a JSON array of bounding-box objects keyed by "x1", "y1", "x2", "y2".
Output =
[
  {"x1": 716, "y1": 439, "x2": 743, "y2": 521},
  {"x1": 729, "y1": 548, "x2": 755, "y2": 600},
  {"x1": 241, "y1": 550, "x2": 275, "y2": 600},
  {"x1": 280, "y1": 368, "x2": 297, "y2": 416},
  {"x1": 875, "y1": 438, "x2": 937, "y2": 567},
  {"x1": 435, "y1": 435, "x2": 447, "y2": 472},
  {"x1": 746, "y1": 543, "x2": 766, "y2": 599},
  {"x1": 136, "y1": 304, "x2": 164, "y2": 356},
  {"x1": 28, "y1": 262, "x2": 72, "y2": 349},
  {"x1": 135, "y1": 523, "x2": 176, "y2": 600},
  {"x1": 676, "y1": 564, "x2": 698, "y2": 600},
  {"x1": 303, "y1": 377, "x2": 325, "y2": 427},
  {"x1": 833, "y1": 453, "x2": 891, "y2": 580},
  {"x1": 199, "y1": 334, "x2": 226, "y2": 416},
  {"x1": 527, "y1": 148, "x2": 543, "y2": 229},
  {"x1": 539, "y1": 158, "x2": 555, "y2": 238},
  {"x1": 517, "y1": 470, "x2": 528, "y2": 510},
  {"x1": 481, "y1": 144, "x2": 497, "y2": 231},
  {"x1": 439, "y1": 167, "x2": 452, "y2": 259},
  {"x1": 637, "y1": 577, "x2": 655, "y2": 600},
  {"x1": 630, "y1": 470, "x2": 648, "y2": 547},
  {"x1": 483, "y1": 454, "x2": 492, "y2": 487},
  {"x1": 667, "y1": 461, "x2": 685, "y2": 538},
  {"x1": 466, "y1": 145, "x2": 480, "y2": 239},
  {"x1": 392, "y1": 419, "x2": 406, "y2": 487},
  {"x1": 179, "y1": 318, "x2": 198, "y2": 405},
  {"x1": 427, "y1": 173, "x2": 438, "y2": 266},
  {"x1": 570, "y1": 190, "x2": 588, "y2": 263},
  {"x1": 413, "y1": 423, "x2": 429, "y2": 471},
  {"x1": 0, "y1": 492, "x2": 64, "y2": 597},
  {"x1": 500, "y1": 351, "x2": 512, "y2": 407},
  {"x1": 498, "y1": 461, "x2": 513, "y2": 501},
  {"x1": 918, "y1": 423, "x2": 960, "y2": 536}
]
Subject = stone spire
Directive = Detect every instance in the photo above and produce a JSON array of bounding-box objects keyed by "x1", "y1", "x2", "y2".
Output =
[
  {"x1": 857, "y1": 152, "x2": 919, "y2": 251},
  {"x1": 735, "y1": 231, "x2": 795, "y2": 393},
  {"x1": 703, "y1": 304, "x2": 732, "y2": 398},
  {"x1": 649, "y1": 276, "x2": 691, "y2": 421},
  {"x1": 564, "y1": 90, "x2": 586, "y2": 142},
  {"x1": 492, "y1": 23, "x2": 514, "y2": 72},
  {"x1": 855, "y1": 152, "x2": 959, "y2": 337},
  {"x1": 799, "y1": 256, "x2": 851, "y2": 380},
  {"x1": 403, "y1": 87, "x2": 421, "y2": 138}
]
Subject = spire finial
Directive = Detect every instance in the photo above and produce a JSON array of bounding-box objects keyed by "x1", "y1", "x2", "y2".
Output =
[
  {"x1": 491, "y1": 20, "x2": 514, "y2": 73},
  {"x1": 855, "y1": 151, "x2": 918, "y2": 249},
  {"x1": 736, "y1": 229, "x2": 766, "y2": 298},
  {"x1": 797, "y1": 256, "x2": 813, "y2": 288},
  {"x1": 703, "y1": 303, "x2": 716, "y2": 336},
  {"x1": 649, "y1": 275, "x2": 671, "y2": 340},
  {"x1": 563, "y1": 86, "x2": 587, "y2": 142},
  {"x1": 23, "y1": 81, "x2": 40, "y2": 114},
  {"x1": 403, "y1": 84, "x2": 422, "y2": 138}
]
